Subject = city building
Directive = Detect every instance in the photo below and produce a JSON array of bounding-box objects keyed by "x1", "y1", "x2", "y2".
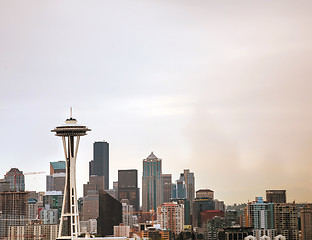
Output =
[
  {"x1": 83, "y1": 175, "x2": 105, "y2": 197},
  {"x1": 141, "y1": 228, "x2": 171, "y2": 240},
  {"x1": 193, "y1": 190, "x2": 215, "y2": 227},
  {"x1": 214, "y1": 199, "x2": 225, "y2": 212},
  {"x1": 0, "y1": 179, "x2": 10, "y2": 192},
  {"x1": 0, "y1": 191, "x2": 29, "y2": 238},
  {"x1": 118, "y1": 169, "x2": 139, "y2": 211},
  {"x1": 82, "y1": 193, "x2": 99, "y2": 221},
  {"x1": 196, "y1": 189, "x2": 214, "y2": 200},
  {"x1": 8, "y1": 224, "x2": 58, "y2": 240},
  {"x1": 28, "y1": 198, "x2": 42, "y2": 221},
  {"x1": 182, "y1": 169, "x2": 195, "y2": 206},
  {"x1": 200, "y1": 210, "x2": 225, "y2": 226},
  {"x1": 42, "y1": 191, "x2": 63, "y2": 222},
  {"x1": 218, "y1": 227, "x2": 253, "y2": 240},
  {"x1": 203, "y1": 216, "x2": 226, "y2": 240},
  {"x1": 245, "y1": 197, "x2": 275, "y2": 239},
  {"x1": 105, "y1": 189, "x2": 117, "y2": 199},
  {"x1": 114, "y1": 224, "x2": 130, "y2": 237},
  {"x1": 39, "y1": 206, "x2": 58, "y2": 225},
  {"x1": 46, "y1": 161, "x2": 66, "y2": 192},
  {"x1": 142, "y1": 152, "x2": 163, "y2": 212},
  {"x1": 80, "y1": 219, "x2": 97, "y2": 235},
  {"x1": 225, "y1": 210, "x2": 238, "y2": 227},
  {"x1": 121, "y1": 200, "x2": 135, "y2": 227},
  {"x1": 274, "y1": 203, "x2": 299, "y2": 240},
  {"x1": 171, "y1": 198, "x2": 191, "y2": 225},
  {"x1": 89, "y1": 141, "x2": 109, "y2": 190},
  {"x1": 246, "y1": 197, "x2": 275, "y2": 230},
  {"x1": 113, "y1": 181, "x2": 118, "y2": 199},
  {"x1": 266, "y1": 190, "x2": 286, "y2": 203},
  {"x1": 157, "y1": 202, "x2": 184, "y2": 235},
  {"x1": 162, "y1": 174, "x2": 172, "y2": 203},
  {"x1": 176, "y1": 179, "x2": 186, "y2": 199},
  {"x1": 97, "y1": 190, "x2": 122, "y2": 237},
  {"x1": 4, "y1": 168, "x2": 25, "y2": 192},
  {"x1": 300, "y1": 204, "x2": 312, "y2": 240}
]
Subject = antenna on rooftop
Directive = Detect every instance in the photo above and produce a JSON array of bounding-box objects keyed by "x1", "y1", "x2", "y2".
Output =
[{"x1": 70, "y1": 107, "x2": 73, "y2": 118}]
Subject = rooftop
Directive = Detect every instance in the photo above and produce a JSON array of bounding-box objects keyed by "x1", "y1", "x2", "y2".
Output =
[{"x1": 50, "y1": 161, "x2": 66, "y2": 170}]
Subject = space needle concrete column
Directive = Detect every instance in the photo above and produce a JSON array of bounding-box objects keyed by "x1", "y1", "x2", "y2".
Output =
[{"x1": 52, "y1": 112, "x2": 91, "y2": 239}]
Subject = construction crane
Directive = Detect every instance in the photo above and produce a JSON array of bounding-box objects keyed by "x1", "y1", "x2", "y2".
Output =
[
  {"x1": 24, "y1": 172, "x2": 45, "y2": 175},
  {"x1": 4, "y1": 170, "x2": 45, "y2": 191}
]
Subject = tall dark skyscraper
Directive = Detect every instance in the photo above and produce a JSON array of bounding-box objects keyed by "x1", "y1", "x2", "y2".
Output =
[
  {"x1": 118, "y1": 169, "x2": 139, "y2": 211},
  {"x1": 89, "y1": 141, "x2": 109, "y2": 190}
]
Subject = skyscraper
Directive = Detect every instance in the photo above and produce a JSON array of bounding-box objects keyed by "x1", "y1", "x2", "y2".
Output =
[
  {"x1": 162, "y1": 174, "x2": 172, "y2": 203},
  {"x1": 274, "y1": 203, "x2": 299, "y2": 240},
  {"x1": 245, "y1": 197, "x2": 275, "y2": 239},
  {"x1": 118, "y1": 169, "x2": 139, "y2": 211},
  {"x1": 183, "y1": 169, "x2": 195, "y2": 204},
  {"x1": 4, "y1": 168, "x2": 25, "y2": 192},
  {"x1": 142, "y1": 152, "x2": 163, "y2": 212},
  {"x1": 89, "y1": 141, "x2": 109, "y2": 190}
]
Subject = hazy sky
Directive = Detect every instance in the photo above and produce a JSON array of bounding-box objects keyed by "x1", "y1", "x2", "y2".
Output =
[{"x1": 0, "y1": 1, "x2": 312, "y2": 204}]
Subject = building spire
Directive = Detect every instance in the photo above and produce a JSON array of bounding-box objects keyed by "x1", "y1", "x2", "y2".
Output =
[{"x1": 70, "y1": 107, "x2": 73, "y2": 118}]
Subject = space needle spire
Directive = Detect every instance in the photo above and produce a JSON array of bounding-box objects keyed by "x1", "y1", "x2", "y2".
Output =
[{"x1": 52, "y1": 110, "x2": 91, "y2": 239}]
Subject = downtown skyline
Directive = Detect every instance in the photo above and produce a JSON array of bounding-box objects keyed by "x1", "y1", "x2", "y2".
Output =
[{"x1": 0, "y1": 0, "x2": 312, "y2": 204}]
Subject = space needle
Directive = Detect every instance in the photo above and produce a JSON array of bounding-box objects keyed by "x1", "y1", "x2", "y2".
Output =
[{"x1": 52, "y1": 109, "x2": 91, "y2": 239}]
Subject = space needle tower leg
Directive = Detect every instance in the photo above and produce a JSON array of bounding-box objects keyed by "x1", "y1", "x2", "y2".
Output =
[{"x1": 52, "y1": 111, "x2": 91, "y2": 240}]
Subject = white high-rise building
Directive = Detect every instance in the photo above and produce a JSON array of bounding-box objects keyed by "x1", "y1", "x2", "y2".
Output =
[
  {"x1": 157, "y1": 202, "x2": 184, "y2": 234},
  {"x1": 122, "y1": 201, "x2": 135, "y2": 227}
]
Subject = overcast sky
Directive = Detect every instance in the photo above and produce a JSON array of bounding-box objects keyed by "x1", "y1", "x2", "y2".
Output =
[{"x1": 0, "y1": 0, "x2": 312, "y2": 204}]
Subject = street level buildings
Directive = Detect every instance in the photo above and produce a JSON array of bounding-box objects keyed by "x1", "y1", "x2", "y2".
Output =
[{"x1": 8, "y1": 224, "x2": 58, "y2": 240}]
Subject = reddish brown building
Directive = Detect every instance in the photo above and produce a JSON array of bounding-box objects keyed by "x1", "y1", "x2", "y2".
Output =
[{"x1": 200, "y1": 210, "x2": 224, "y2": 226}]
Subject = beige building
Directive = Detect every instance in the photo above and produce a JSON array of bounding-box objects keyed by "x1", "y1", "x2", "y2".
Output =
[
  {"x1": 157, "y1": 202, "x2": 184, "y2": 234},
  {"x1": 274, "y1": 203, "x2": 299, "y2": 240},
  {"x1": 301, "y1": 204, "x2": 312, "y2": 240},
  {"x1": 8, "y1": 224, "x2": 58, "y2": 240},
  {"x1": 114, "y1": 224, "x2": 130, "y2": 237}
]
